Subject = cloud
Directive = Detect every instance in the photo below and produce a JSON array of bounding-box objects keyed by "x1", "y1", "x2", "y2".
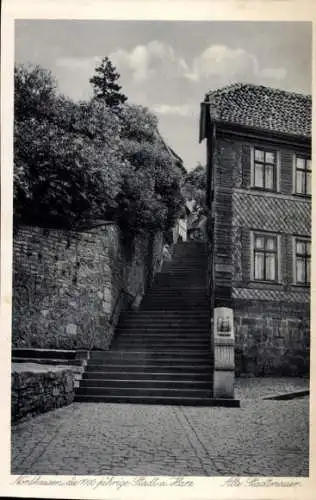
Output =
[
  {"x1": 187, "y1": 45, "x2": 287, "y2": 84},
  {"x1": 110, "y1": 40, "x2": 188, "y2": 83},
  {"x1": 259, "y1": 67, "x2": 287, "y2": 81},
  {"x1": 152, "y1": 104, "x2": 195, "y2": 117},
  {"x1": 109, "y1": 41, "x2": 287, "y2": 95},
  {"x1": 53, "y1": 43, "x2": 287, "y2": 104},
  {"x1": 56, "y1": 56, "x2": 101, "y2": 70}
]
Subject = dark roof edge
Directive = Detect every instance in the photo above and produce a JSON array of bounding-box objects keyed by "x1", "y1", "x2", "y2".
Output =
[{"x1": 213, "y1": 119, "x2": 311, "y2": 148}]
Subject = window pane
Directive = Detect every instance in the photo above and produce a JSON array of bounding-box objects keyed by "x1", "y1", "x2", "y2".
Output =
[
  {"x1": 296, "y1": 157, "x2": 306, "y2": 170},
  {"x1": 255, "y1": 236, "x2": 264, "y2": 249},
  {"x1": 265, "y1": 152, "x2": 275, "y2": 164},
  {"x1": 306, "y1": 172, "x2": 311, "y2": 195},
  {"x1": 265, "y1": 165, "x2": 274, "y2": 189},
  {"x1": 296, "y1": 258, "x2": 305, "y2": 283},
  {"x1": 266, "y1": 254, "x2": 276, "y2": 280},
  {"x1": 255, "y1": 253, "x2": 264, "y2": 280},
  {"x1": 306, "y1": 242, "x2": 311, "y2": 255},
  {"x1": 307, "y1": 160, "x2": 312, "y2": 171},
  {"x1": 266, "y1": 237, "x2": 276, "y2": 251},
  {"x1": 296, "y1": 171, "x2": 305, "y2": 194},
  {"x1": 254, "y1": 163, "x2": 264, "y2": 187},
  {"x1": 307, "y1": 259, "x2": 311, "y2": 284},
  {"x1": 255, "y1": 149, "x2": 264, "y2": 162},
  {"x1": 296, "y1": 241, "x2": 305, "y2": 254}
]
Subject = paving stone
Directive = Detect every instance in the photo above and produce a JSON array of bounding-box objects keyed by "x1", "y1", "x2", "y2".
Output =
[{"x1": 11, "y1": 378, "x2": 309, "y2": 476}]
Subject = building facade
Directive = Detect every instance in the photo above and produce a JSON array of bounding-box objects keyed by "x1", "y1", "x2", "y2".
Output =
[{"x1": 200, "y1": 83, "x2": 311, "y2": 375}]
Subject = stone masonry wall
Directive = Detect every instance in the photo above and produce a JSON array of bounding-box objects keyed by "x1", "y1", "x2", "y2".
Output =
[
  {"x1": 12, "y1": 367, "x2": 74, "y2": 423},
  {"x1": 12, "y1": 224, "x2": 163, "y2": 349},
  {"x1": 234, "y1": 300, "x2": 310, "y2": 377}
]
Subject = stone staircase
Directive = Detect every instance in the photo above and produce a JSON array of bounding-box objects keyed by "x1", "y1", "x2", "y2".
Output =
[{"x1": 75, "y1": 241, "x2": 237, "y2": 406}]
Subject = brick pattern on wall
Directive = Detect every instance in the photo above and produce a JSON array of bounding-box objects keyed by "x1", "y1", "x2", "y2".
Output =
[
  {"x1": 12, "y1": 224, "x2": 163, "y2": 350},
  {"x1": 232, "y1": 287, "x2": 310, "y2": 303},
  {"x1": 232, "y1": 191, "x2": 311, "y2": 235}
]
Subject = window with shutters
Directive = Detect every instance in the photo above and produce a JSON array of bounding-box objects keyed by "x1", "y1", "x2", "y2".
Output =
[
  {"x1": 252, "y1": 148, "x2": 278, "y2": 191},
  {"x1": 251, "y1": 233, "x2": 279, "y2": 282},
  {"x1": 294, "y1": 155, "x2": 311, "y2": 196},
  {"x1": 294, "y1": 238, "x2": 311, "y2": 285}
]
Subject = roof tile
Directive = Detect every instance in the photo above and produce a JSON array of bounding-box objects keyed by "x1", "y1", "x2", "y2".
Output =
[{"x1": 205, "y1": 83, "x2": 311, "y2": 139}]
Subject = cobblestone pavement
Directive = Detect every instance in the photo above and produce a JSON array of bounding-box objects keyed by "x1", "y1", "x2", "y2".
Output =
[{"x1": 11, "y1": 378, "x2": 309, "y2": 476}]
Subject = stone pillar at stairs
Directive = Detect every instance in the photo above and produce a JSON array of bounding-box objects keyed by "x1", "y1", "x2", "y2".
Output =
[{"x1": 213, "y1": 307, "x2": 235, "y2": 399}]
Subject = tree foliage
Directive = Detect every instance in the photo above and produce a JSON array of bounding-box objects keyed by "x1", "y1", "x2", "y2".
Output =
[
  {"x1": 117, "y1": 104, "x2": 184, "y2": 232},
  {"x1": 14, "y1": 63, "x2": 184, "y2": 234},
  {"x1": 182, "y1": 163, "x2": 206, "y2": 208},
  {"x1": 14, "y1": 64, "x2": 126, "y2": 227},
  {"x1": 89, "y1": 57, "x2": 127, "y2": 108}
]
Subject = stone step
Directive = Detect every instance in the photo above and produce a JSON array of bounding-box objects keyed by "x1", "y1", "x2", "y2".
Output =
[
  {"x1": 162, "y1": 265, "x2": 207, "y2": 270},
  {"x1": 145, "y1": 292, "x2": 208, "y2": 298},
  {"x1": 82, "y1": 370, "x2": 213, "y2": 380},
  {"x1": 80, "y1": 379, "x2": 213, "y2": 389},
  {"x1": 76, "y1": 385, "x2": 213, "y2": 398},
  {"x1": 112, "y1": 344, "x2": 210, "y2": 351},
  {"x1": 149, "y1": 286, "x2": 208, "y2": 292},
  {"x1": 11, "y1": 357, "x2": 84, "y2": 366},
  {"x1": 141, "y1": 296, "x2": 209, "y2": 302},
  {"x1": 74, "y1": 394, "x2": 239, "y2": 407},
  {"x1": 140, "y1": 304, "x2": 209, "y2": 310},
  {"x1": 120, "y1": 310, "x2": 210, "y2": 318},
  {"x1": 114, "y1": 334, "x2": 209, "y2": 341},
  {"x1": 87, "y1": 358, "x2": 212, "y2": 368},
  {"x1": 90, "y1": 349, "x2": 211, "y2": 360},
  {"x1": 118, "y1": 321, "x2": 210, "y2": 329},
  {"x1": 11, "y1": 348, "x2": 80, "y2": 360},
  {"x1": 113, "y1": 335, "x2": 210, "y2": 342},
  {"x1": 116, "y1": 326, "x2": 209, "y2": 332},
  {"x1": 85, "y1": 363, "x2": 213, "y2": 373}
]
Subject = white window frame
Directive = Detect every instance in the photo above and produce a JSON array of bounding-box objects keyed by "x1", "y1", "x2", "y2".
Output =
[
  {"x1": 250, "y1": 231, "x2": 281, "y2": 283},
  {"x1": 292, "y1": 153, "x2": 312, "y2": 196},
  {"x1": 251, "y1": 146, "x2": 280, "y2": 192},
  {"x1": 292, "y1": 236, "x2": 311, "y2": 285}
]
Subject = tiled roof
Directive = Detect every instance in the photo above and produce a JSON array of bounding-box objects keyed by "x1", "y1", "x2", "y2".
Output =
[{"x1": 204, "y1": 83, "x2": 311, "y2": 139}]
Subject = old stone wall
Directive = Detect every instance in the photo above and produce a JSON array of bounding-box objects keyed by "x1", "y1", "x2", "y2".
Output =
[
  {"x1": 12, "y1": 366, "x2": 74, "y2": 423},
  {"x1": 12, "y1": 224, "x2": 163, "y2": 349},
  {"x1": 234, "y1": 300, "x2": 310, "y2": 376}
]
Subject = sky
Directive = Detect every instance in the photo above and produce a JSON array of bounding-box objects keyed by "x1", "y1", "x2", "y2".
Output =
[{"x1": 15, "y1": 20, "x2": 312, "y2": 170}]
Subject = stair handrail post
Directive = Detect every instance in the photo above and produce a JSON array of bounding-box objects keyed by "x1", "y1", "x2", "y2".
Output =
[{"x1": 213, "y1": 306, "x2": 235, "y2": 399}]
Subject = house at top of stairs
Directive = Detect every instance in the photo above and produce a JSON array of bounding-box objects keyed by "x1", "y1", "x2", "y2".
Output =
[{"x1": 200, "y1": 83, "x2": 311, "y2": 376}]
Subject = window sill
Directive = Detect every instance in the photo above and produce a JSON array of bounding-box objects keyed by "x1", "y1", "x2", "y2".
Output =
[
  {"x1": 291, "y1": 193, "x2": 312, "y2": 200},
  {"x1": 250, "y1": 186, "x2": 279, "y2": 194},
  {"x1": 292, "y1": 283, "x2": 310, "y2": 289},
  {"x1": 250, "y1": 280, "x2": 282, "y2": 286}
]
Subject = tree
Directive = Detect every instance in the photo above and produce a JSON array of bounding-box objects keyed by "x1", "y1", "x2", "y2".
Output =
[
  {"x1": 117, "y1": 104, "x2": 184, "y2": 233},
  {"x1": 14, "y1": 64, "x2": 126, "y2": 227},
  {"x1": 14, "y1": 64, "x2": 184, "y2": 235},
  {"x1": 182, "y1": 163, "x2": 206, "y2": 208},
  {"x1": 14, "y1": 64, "x2": 58, "y2": 122},
  {"x1": 89, "y1": 57, "x2": 127, "y2": 107}
]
